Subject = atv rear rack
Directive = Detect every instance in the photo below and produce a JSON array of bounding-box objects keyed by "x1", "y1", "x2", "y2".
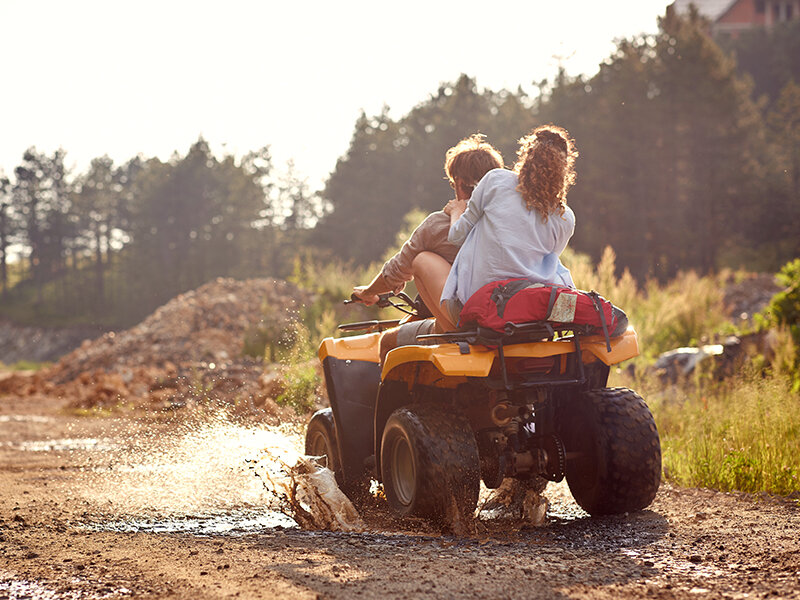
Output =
[{"x1": 418, "y1": 321, "x2": 594, "y2": 391}]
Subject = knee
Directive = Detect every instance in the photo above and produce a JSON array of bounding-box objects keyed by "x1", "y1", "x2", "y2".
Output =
[
  {"x1": 411, "y1": 251, "x2": 436, "y2": 273},
  {"x1": 411, "y1": 250, "x2": 444, "y2": 269}
]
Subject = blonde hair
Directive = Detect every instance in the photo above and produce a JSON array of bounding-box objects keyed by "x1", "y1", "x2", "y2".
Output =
[
  {"x1": 444, "y1": 134, "x2": 504, "y2": 190},
  {"x1": 514, "y1": 125, "x2": 578, "y2": 221}
]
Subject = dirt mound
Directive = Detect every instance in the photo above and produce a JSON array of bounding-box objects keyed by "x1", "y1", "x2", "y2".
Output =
[{"x1": 2, "y1": 278, "x2": 316, "y2": 420}]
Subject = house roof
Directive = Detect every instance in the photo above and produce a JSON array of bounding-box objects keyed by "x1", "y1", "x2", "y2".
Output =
[{"x1": 672, "y1": 0, "x2": 738, "y2": 21}]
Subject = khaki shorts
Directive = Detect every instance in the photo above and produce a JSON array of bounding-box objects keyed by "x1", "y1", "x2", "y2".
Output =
[
  {"x1": 440, "y1": 298, "x2": 463, "y2": 328},
  {"x1": 395, "y1": 318, "x2": 438, "y2": 346}
]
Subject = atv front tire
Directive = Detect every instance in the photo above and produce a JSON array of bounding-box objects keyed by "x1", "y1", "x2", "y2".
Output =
[
  {"x1": 558, "y1": 387, "x2": 661, "y2": 515},
  {"x1": 305, "y1": 408, "x2": 341, "y2": 475},
  {"x1": 381, "y1": 404, "x2": 480, "y2": 527}
]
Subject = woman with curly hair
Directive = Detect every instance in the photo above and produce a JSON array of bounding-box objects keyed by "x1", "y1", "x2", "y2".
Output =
[{"x1": 418, "y1": 124, "x2": 578, "y2": 330}]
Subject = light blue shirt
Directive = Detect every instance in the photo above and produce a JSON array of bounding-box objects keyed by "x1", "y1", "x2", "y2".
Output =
[{"x1": 441, "y1": 168, "x2": 575, "y2": 305}]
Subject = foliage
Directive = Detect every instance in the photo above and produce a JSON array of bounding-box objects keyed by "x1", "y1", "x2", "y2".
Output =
[
  {"x1": 719, "y1": 18, "x2": 800, "y2": 105},
  {"x1": 540, "y1": 7, "x2": 766, "y2": 279},
  {"x1": 0, "y1": 359, "x2": 50, "y2": 372},
  {"x1": 1, "y1": 7, "x2": 798, "y2": 329},
  {"x1": 315, "y1": 75, "x2": 536, "y2": 265},
  {"x1": 646, "y1": 369, "x2": 800, "y2": 496},
  {"x1": 0, "y1": 140, "x2": 322, "y2": 327},
  {"x1": 757, "y1": 258, "x2": 800, "y2": 390},
  {"x1": 274, "y1": 321, "x2": 321, "y2": 414}
]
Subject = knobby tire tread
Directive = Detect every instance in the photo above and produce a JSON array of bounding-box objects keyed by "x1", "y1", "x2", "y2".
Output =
[
  {"x1": 567, "y1": 387, "x2": 661, "y2": 515},
  {"x1": 387, "y1": 404, "x2": 480, "y2": 526}
]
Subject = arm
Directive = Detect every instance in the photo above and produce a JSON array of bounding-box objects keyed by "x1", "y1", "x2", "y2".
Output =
[
  {"x1": 354, "y1": 211, "x2": 446, "y2": 305},
  {"x1": 550, "y1": 207, "x2": 576, "y2": 256},
  {"x1": 447, "y1": 175, "x2": 489, "y2": 246}
]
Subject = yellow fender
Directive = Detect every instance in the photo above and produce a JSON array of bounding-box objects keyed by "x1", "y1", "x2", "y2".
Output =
[
  {"x1": 319, "y1": 327, "x2": 639, "y2": 387},
  {"x1": 380, "y1": 327, "x2": 639, "y2": 387},
  {"x1": 319, "y1": 332, "x2": 382, "y2": 364}
]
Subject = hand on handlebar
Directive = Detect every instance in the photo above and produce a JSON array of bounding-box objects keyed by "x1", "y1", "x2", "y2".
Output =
[{"x1": 351, "y1": 286, "x2": 381, "y2": 306}]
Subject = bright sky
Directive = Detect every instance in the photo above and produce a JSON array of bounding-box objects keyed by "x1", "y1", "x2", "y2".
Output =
[{"x1": 0, "y1": 0, "x2": 671, "y2": 189}]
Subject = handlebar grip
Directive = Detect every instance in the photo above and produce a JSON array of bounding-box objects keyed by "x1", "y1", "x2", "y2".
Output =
[{"x1": 344, "y1": 292, "x2": 393, "y2": 307}]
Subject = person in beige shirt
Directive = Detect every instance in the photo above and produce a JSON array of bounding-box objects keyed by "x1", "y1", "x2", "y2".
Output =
[{"x1": 353, "y1": 134, "x2": 504, "y2": 361}]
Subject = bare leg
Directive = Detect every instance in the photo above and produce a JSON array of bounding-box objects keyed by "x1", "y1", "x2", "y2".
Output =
[
  {"x1": 412, "y1": 251, "x2": 457, "y2": 331},
  {"x1": 379, "y1": 328, "x2": 399, "y2": 364}
]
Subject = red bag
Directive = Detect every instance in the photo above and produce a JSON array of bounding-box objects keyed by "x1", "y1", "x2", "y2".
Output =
[{"x1": 458, "y1": 278, "x2": 627, "y2": 338}]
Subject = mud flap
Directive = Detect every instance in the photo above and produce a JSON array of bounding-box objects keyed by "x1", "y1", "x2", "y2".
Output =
[{"x1": 321, "y1": 356, "x2": 381, "y2": 487}]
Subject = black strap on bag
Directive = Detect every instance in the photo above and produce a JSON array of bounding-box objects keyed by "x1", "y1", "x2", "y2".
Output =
[
  {"x1": 544, "y1": 285, "x2": 559, "y2": 320},
  {"x1": 588, "y1": 290, "x2": 612, "y2": 352},
  {"x1": 490, "y1": 279, "x2": 531, "y2": 319}
]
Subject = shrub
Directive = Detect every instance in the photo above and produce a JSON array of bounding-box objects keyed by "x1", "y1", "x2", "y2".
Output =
[
  {"x1": 757, "y1": 258, "x2": 800, "y2": 390},
  {"x1": 274, "y1": 321, "x2": 321, "y2": 414}
]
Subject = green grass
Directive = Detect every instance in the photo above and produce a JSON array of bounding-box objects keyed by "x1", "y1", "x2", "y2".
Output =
[
  {"x1": 0, "y1": 360, "x2": 51, "y2": 372},
  {"x1": 613, "y1": 367, "x2": 800, "y2": 496}
]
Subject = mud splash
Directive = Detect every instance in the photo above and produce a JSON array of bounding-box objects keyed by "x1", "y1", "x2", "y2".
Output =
[{"x1": 63, "y1": 412, "x2": 363, "y2": 535}]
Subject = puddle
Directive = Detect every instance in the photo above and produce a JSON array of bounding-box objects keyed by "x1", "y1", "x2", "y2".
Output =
[
  {"x1": 68, "y1": 414, "x2": 361, "y2": 534},
  {"x1": 0, "y1": 572, "x2": 130, "y2": 599},
  {"x1": 91, "y1": 508, "x2": 296, "y2": 535},
  {"x1": 0, "y1": 415, "x2": 53, "y2": 423},
  {"x1": 11, "y1": 438, "x2": 117, "y2": 452},
  {"x1": 5, "y1": 409, "x2": 582, "y2": 535},
  {"x1": 78, "y1": 418, "x2": 301, "y2": 519},
  {"x1": 541, "y1": 480, "x2": 590, "y2": 522}
]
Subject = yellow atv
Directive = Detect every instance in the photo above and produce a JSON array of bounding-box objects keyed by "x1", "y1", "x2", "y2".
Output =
[{"x1": 306, "y1": 292, "x2": 661, "y2": 526}]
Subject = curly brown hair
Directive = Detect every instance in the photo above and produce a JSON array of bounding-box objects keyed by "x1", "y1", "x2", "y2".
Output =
[
  {"x1": 513, "y1": 125, "x2": 578, "y2": 222},
  {"x1": 444, "y1": 134, "x2": 504, "y2": 190}
]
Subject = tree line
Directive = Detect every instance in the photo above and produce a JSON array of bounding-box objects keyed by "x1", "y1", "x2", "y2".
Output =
[
  {"x1": 0, "y1": 6, "x2": 798, "y2": 328},
  {"x1": 0, "y1": 142, "x2": 322, "y2": 326},
  {"x1": 317, "y1": 7, "x2": 799, "y2": 279}
]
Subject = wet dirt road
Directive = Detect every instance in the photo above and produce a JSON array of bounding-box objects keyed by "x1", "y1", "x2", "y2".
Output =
[{"x1": 1, "y1": 394, "x2": 799, "y2": 600}]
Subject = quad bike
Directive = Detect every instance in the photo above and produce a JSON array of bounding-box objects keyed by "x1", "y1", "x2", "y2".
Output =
[{"x1": 305, "y1": 291, "x2": 661, "y2": 525}]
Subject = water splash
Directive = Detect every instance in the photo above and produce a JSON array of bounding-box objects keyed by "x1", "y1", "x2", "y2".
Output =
[
  {"x1": 82, "y1": 414, "x2": 299, "y2": 516},
  {"x1": 75, "y1": 411, "x2": 362, "y2": 534}
]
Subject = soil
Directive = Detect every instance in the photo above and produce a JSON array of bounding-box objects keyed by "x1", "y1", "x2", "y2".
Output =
[
  {"x1": 1, "y1": 390, "x2": 799, "y2": 600},
  {"x1": 1, "y1": 276, "x2": 798, "y2": 599}
]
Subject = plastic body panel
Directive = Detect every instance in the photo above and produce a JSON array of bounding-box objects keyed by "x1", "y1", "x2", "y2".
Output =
[
  {"x1": 381, "y1": 327, "x2": 638, "y2": 383},
  {"x1": 319, "y1": 334, "x2": 382, "y2": 486}
]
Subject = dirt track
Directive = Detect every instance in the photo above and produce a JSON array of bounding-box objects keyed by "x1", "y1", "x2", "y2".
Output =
[{"x1": 2, "y1": 391, "x2": 799, "y2": 600}]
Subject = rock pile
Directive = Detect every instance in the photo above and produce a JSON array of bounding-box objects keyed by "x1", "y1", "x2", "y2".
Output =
[{"x1": 0, "y1": 278, "x2": 316, "y2": 420}]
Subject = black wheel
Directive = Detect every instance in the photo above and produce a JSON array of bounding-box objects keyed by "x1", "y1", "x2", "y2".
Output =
[
  {"x1": 557, "y1": 387, "x2": 661, "y2": 515},
  {"x1": 380, "y1": 404, "x2": 480, "y2": 527},
  {"x1": 305, "y1": 408, "x2": 341, "y2": 475}
]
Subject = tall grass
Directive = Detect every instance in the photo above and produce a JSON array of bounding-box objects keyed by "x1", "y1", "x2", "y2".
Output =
[
  {"x1": 643, "y1": 369, "x2": 800, "y2": 496},
  {"x1": 567, "y1": 247, "x2": 799, "y2": 496},
  {"x1": 567, "y1": 246, "x2": 729, "y2": 361}
]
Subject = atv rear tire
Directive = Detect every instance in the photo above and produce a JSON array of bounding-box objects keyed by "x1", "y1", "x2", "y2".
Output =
[
  {"x1": 381, "y1": 404, "x2": 480, "y2": 527},
  {"x1": 305, "y1": 408, "x2": 341, "y2": 476},
  {"x1": 558, "y1": 387, "x2": 661, "y2": 515}
]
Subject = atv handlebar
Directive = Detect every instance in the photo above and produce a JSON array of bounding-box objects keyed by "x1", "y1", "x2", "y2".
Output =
[{"x1": 345, "y1": 291, "x2": 420, "y2": 316}]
